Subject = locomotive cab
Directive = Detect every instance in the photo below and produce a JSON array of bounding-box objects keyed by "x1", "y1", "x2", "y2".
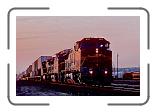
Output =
[{"x1": 76, "y1": 38, "x2": 112, "y2": 85}]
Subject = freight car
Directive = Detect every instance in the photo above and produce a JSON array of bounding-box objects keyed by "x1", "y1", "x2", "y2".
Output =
[
  {"x1": 17, "y1": 37, "x2": 113, "y2": 85},
  {"x1": 123, "y1": 72, "x2": 140, "y2": 80},
  {"x1": 31, "y1": 56, "x2": 53, "y2": 81}
]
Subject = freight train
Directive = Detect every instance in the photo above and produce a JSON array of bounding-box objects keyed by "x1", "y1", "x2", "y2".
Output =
[{"x1": 17, "y1": 37, "x2": 112, "y2": 85}]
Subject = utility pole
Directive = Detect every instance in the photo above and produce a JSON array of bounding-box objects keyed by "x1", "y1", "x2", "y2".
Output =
[{"x1": 117, "y1": 53, "x2": 119, "y2": 79}]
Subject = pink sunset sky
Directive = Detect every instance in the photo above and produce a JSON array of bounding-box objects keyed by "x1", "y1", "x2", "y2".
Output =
[{"x1": 16, "y1": 16, "x2": 140, "y2": 74}]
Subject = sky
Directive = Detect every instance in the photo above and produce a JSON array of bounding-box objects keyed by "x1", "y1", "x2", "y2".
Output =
[{"x1": 16, "y1": 16, "x2": 140, "y2": 74}]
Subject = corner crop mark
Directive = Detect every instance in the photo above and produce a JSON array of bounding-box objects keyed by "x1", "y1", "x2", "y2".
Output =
[
  {"x1": 7, "y1": 64, "x2": 50, "y2": 106},
  {"x1": 107, "y1": 7, "x2": 150, "y2": 50},
  {"x1": 107, "y1": 64, "x2": 150, "y2": 106},
  {"x1": 107, "y1": 7, "x2": 150, "y2": 106},
  {"x1": 7, "y1": 7, "x2": 50, "y2": 50},
  {"x1": 7, "y1": 7, "x2": 50, "y2": 106}
]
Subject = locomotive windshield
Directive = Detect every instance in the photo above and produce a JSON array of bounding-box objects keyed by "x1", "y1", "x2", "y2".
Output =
[
  {"x1": 79, "y1": 38, "x2": 110, "y2": 56},
  {"x1": 80, "y1": 38, "x2": 109, "y2": 49}
]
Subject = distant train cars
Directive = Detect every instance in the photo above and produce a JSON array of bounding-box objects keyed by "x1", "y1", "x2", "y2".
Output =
[
  {"x1": 123, "y1": 72, "x2": 140, "y2": 80},
  {"x1": 17, "y1": 37, "x2": 113, "y2": 85}
]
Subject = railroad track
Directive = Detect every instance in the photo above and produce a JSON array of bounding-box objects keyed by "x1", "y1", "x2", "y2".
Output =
[
  {"x1": 111, "y1": 82, "x2": 140, "y2": 93},
  {"x1": 17, "y1": 80, "x2": 140, "y2": 96},
  {"x1": 70, "y1": 82, "x2": 140, "y2": 95},
  {"x1": 88, "y1": 82, "x2": 140, "y2": 94}
]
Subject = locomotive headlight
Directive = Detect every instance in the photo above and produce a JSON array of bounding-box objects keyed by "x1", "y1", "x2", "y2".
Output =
[
  {"x1": 100, "y1": 44, "x2": 103, "y2": 47},
  {"x1": 89, "y1": 70, "x2": 93, "y2": 74},
  {"x1": 96, "y1": 48, "x2": 99, "y2": 53},
  {"x1": 105, "y1": 70, "x2": 108, "y2": 74}
]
